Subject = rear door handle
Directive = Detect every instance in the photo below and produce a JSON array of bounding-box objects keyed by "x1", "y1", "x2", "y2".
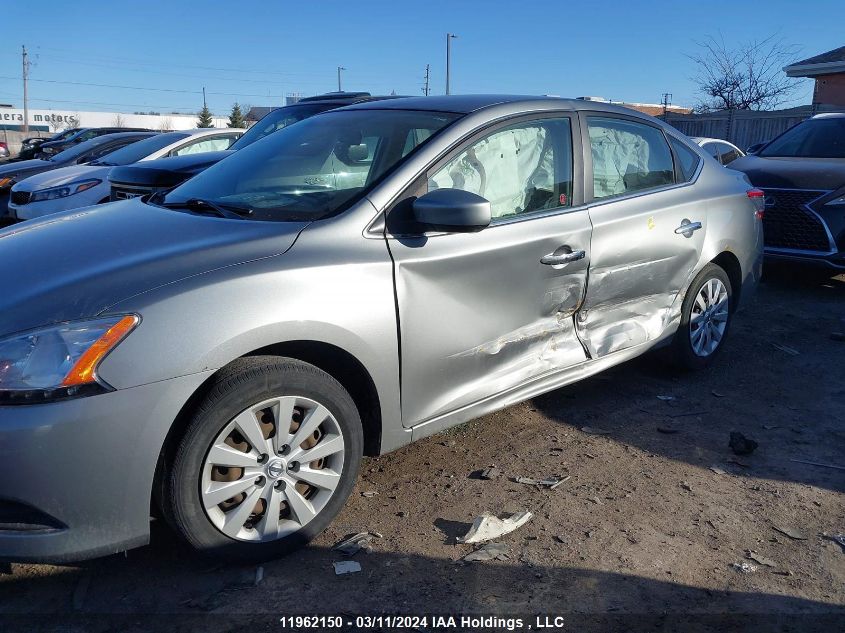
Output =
[
  {"x1": 540, "y1": 250, "x2": 586, "y2": 266},
  {"x1": 674, "y1": 220, "x2": 702, "y2": 237}
]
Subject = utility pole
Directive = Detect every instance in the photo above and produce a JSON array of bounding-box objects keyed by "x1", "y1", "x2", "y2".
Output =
[
  {"x1": 661, "y1": 92, "x2": 672, "y2": 118},
  {"x1": 337, "y1": 66, "x2": 346, "y2": 92},
  {"x1": 203, "y1": 86, "x2": 207, "y2": 108},
  {"x1": 446, "y1": 33, "x2": 457, "y2": 95},
  {"x1": 423, "y1": 64, "x2": 431, "y2": 96},
  {"x1": 22, "y1": 45, "x2": 30, "y2": 133}
]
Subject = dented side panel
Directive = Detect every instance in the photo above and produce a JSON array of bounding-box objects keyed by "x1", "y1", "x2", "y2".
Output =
[
  {"x1": 391, "y1": 210, "x2": 592, "y2": 427},
  {"x1": 579, "y1": 186, "x2": 707, "y2": 357}
]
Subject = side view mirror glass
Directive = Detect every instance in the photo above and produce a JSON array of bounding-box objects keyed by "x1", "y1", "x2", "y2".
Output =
[
  {"x1": 746, "y1": 142, "x2": 765, "y2": 155},
  {"x1": 412, "y1": 188, "x2": 492, "y2": 233}
]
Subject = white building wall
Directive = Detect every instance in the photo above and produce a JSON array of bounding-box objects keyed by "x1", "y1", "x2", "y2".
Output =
[{"x1": 0, "y1": 107, "x2": 229, "y2": 131}]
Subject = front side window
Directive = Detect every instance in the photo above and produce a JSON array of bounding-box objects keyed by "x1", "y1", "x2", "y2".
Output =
[
  {"x1": 588, "y1": 116, "x2": 675, "y2": 199},
  {"x1": 163, "y1": 109, "x2": 459, "y2": 221},
  {"x1": 230, "y1": 104, "x2": 334, "y2": 150},
  {"x1": 95, "y1": 133, "x2": 187, "y2": 165},
  {"x1": 760, "y1": 117, "x2": 845, "y2": 158},
  {"x1": 428, "y1": 118, "x2": 573, "y2": 220}
]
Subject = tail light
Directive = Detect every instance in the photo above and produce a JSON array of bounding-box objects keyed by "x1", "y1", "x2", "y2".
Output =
[{"x1": 747, "y1": 189, "x2": 765, "y2": 219}]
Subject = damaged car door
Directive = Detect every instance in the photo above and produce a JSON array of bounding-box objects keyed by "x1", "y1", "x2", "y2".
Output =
[
  {"x1": 577, "y1": 114, "x2": 706, "y2": 357},
  {"x1": 387, "y1": 115, "x2": 592, "y2": 426}
]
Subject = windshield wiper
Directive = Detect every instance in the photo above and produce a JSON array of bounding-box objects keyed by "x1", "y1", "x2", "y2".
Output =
[{"x1": 161, "y1": 197, "x2": 254, "y2": 220}]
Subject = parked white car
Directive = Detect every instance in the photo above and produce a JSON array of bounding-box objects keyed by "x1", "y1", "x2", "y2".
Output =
[
  {"x1": 9, "y1": 128, "x2": 243, "y2": 220},
  {"x1": 691, "y1": 137, "x2": 745, "y2": 166}
]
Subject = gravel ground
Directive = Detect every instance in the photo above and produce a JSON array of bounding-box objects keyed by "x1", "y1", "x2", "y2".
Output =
[{"x1": 1, "y1": 264, "x2": 843, "y2": 632}]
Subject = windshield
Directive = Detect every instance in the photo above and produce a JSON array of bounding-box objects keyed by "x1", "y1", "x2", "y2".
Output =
[
  {"x1": 50, "y1": 135, "x2": 117, "y2": 163},
  {"x1": 760, "y1": 118, "x2": 845, "y2": 158},
  {"x1": 162, "y1": 109, "x2": 460, "y2": 222},
  {"x1": 94, "y1": 132, "x2": 186, "y2": 165},
  {"x1": 230, "y1": 103, "x2": 335, "y2": 150}
]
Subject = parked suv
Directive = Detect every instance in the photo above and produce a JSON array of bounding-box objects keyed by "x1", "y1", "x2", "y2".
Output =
[
  {"x1": 730, "y1": 113, "x2": 845, "y2": 269},
  {"x1": 0, "y1": 131, "x2": 157, "y2": 219},
  {"x1": 16, "y1": 129, "x2": 82, "y2": 161},
  {"x1": 0, "y1": 96, "x2": 762, "y2": 563},
  {"x1": 37, "y1": 126, "x2": 152, "y2": 158},
  {"x1": 109, "y1": 92, "x2": 400, "y2": 200}
]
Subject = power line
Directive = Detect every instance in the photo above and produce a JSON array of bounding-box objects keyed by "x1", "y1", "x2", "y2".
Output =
[{"x1": 0, "y1": 75, "x2": 287, "y2": 99}]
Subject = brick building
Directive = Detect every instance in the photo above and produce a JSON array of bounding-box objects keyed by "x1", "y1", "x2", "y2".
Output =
[{"x1": 784, "y1": 45, "x2": 845, "y2": 106}]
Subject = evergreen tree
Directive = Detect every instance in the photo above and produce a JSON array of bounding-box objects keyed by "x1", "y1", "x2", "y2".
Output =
[
  {"x1": 197, "y1": 105, "x2": 214, "y2": 128},
  {"x1": 228, "y1": 103, "x2": 246, "y2": 128}
]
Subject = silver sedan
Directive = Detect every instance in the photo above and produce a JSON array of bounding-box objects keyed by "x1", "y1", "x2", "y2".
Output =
[{"x1": 0, "y1": 95, "x2": 763, "y2": 562}]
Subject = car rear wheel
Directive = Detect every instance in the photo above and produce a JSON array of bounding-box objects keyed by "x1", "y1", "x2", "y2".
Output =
[
  {"x1": 163, "y1": 356, "x2": 362, "y2": 561},
  {"x1": 672, "y1": 263, "x2": 733, "y2": 370}
]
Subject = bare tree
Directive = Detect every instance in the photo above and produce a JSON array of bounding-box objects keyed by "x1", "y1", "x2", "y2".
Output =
[
  {"x1": 158, "y1": 117, "x2": 173, "y2": 132},
  {"x1": 112, "y1": 113, "x2": 126, "y2": 128},
  {"x1": 689, "y1": 35, "x2": 801, "y2": 112}
]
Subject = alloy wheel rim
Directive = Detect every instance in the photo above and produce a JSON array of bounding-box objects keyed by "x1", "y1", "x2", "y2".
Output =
[
  {"x1": 200, "y1": 396, "x2": 345, "y2": 542},
  {"x1": 689, "y1": 278, "x2": 729, "y2": 357}
]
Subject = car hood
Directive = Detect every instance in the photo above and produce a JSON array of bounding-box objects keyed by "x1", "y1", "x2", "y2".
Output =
[
  {"x1": 729, "y1": 154, "x2": 845, "y2": 191},
  {"x1": 0, "y1": 158, "x2": 57, "y2": 181},
  {"x1": 11, "y1": 164, "x2": 108, "y2": 192},
  {"x1": 0, "y1": 198, "x2": 307, "y2": 337},
  {"x1": 109, "y1": 151, "x2": 234, "y2": 187}
]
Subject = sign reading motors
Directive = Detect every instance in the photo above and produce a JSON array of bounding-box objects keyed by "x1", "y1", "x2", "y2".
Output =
[{"x1": 0, "y1": 111, "x2": 78, "y2": 125}]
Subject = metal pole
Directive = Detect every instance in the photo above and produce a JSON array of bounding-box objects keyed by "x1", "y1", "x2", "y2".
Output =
[
  {"x1": 445, "y1": 34, "x2": 452, "y2": 95},
  {"x1": 423, "y1": 64, "x2": 430, "y2": 96},
  {"x1": 337, "y1": 66, "x2": 346, "y2": 92},
  {"x1": 22, "y1": 45, "x2": 29, "y2": 134}
]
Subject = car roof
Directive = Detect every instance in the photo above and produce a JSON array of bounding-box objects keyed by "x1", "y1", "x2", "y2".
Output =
[
  {"x1": 338, "y1": 94, "x2": 658, "y2": 117},
  {"x1": 691, "y1": 137, "x2": 733, "y2": 144},
  {"x1": 176, "y1": 128, "x2": 244, "y2": 136},
  {"x1": 810, "y1": 112, "x2": 845, "y2": 119},
  {"x1": 297, "y1": 92, "x2": 407, "y2": 105}
]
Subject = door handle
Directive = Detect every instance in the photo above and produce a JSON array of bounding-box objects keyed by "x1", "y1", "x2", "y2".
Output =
[
  {"x1": 540, "y1": 250, "x2": 586, "y2": 266},
  {"x1": 674, "y1": 220, "x2": 702, "y2": 237}
]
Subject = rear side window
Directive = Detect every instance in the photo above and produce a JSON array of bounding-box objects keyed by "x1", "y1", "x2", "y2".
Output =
[
  {"x1": 587, "y1": 116, "x2": 675, "y2": 199},
  {"x1": 669, "y1": 137, "x2": 702, "y2": 180}
]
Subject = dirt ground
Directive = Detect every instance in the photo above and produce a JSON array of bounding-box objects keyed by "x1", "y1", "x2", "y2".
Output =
[{"x1": 1, "y1": 264, "x2": 844, "y2": 632}]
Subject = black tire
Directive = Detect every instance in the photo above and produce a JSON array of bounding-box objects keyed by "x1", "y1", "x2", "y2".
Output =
[
  {"x1": 163, "y1": 356, "x2": 363, "y2": 562},
  {"x1": 672, "y1": 263, "x2": 733, "y2": 371}
]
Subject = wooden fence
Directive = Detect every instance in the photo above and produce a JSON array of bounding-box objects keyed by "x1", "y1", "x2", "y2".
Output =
[{"x1": 661, "y1": 104, "x2": 845, "y2": 151}]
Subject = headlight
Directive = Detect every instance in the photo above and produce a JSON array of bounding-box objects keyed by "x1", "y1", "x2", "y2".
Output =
[
  {"x1": 0, "y1": 315, "x2": 139, "y2": 404},
  {"x1": 29, "y1": 179, "x2": 102, "y2": 203},
  {"x1": 824, "y1": 195, "x2": 845, "y2": 206}
]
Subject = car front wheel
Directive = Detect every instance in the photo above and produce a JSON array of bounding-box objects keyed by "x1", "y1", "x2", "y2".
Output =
[
  {"x1": 163, "y1": 356, "x2": 363, "y2": 561},
  {"x1": 672, "y1": 263, "x2": 733, "y2": 370}
]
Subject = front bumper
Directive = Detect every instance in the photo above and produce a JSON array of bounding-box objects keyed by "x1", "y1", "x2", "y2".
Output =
[
  {"x1": 0, "y1": 371, "x2": 212, "y2": 563},
  {"x1": 765, "y1": 248, "x2": 845, "y2": 270}
]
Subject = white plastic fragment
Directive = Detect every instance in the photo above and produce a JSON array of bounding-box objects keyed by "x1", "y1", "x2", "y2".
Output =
[
  {"x1": 731, "y1": 562, "x2": 757, "y2": 573},
  {"x1": 332, "y1": 532, "x2": 374, "y2": 556},
  {"x1": 333, "y1": 560, "x2": 361, "y2": 575},
  {"x1": 456, "y1": 511, "x2": 533, "y2": 544}
]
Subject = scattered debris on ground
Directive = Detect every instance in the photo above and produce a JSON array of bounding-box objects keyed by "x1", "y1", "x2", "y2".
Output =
[
  {"x1": 746, "y1": 551, "x2": 777, "y2": 567},
  {"x1": 512, "y1": 475, "x2": 569, "y2": 489},
  {"x1": 457, "y1": 511, "x2": 533, "y2": 544},
  {"x1": 731, "y1": 562, "x2": 758, "y2": 573},
  {"x1": 462, "y1": 542, "x2": 510, "y2": 562},
  {"x1": 709, "y1": 465, "x2": 727, "y2": 475},
  {"x1": 361, "y1": 490, "x2": 379, "y2": 498},
  {"x1": 478, "y1": 467, "x2": 500, "y2": 480},
  {"x1": 656, "y1": 395, "x2": 676, "y2": 401},
  {"x1": 771, "y1": 342, "x2": 800, "y2": 355},
  {"x1": 333, "y1": 560, "x2": 362, "y2": 575},
  {"x1": 822, "y1": 533, "x2": 845, "y2": 553},
  {"x1": 772, "y1": 526, "x2": 809, "y2": 541},
  {"x1": 333, "y1": 532, "x2": 376, "y2": 556},
  {"x1": 729, "y1": 432, "x2": 758, "y2": 455}
]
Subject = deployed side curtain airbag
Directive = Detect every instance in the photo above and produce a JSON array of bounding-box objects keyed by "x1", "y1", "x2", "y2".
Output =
[
  {"x1": 589, "y1": 125, "x2": 651, "y2": 198},
  {"x1": 430, "y1": 126, "x2": 553, "y2": 218}
]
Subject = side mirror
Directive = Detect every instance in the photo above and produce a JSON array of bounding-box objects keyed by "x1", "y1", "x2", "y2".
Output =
[
  {"x1": 412, "y1": 188, "x2": 492, "y2": 233},
  {"x1": 746, "y1": 142, "x2": 765, "y2": 155}
]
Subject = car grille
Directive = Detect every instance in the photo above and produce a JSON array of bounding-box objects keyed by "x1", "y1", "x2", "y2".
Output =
[
  {"x1": 110, "y1": 185, "x2": 152, "y2": 201},
  {"x1": 10, "y1": 190, "x2": 30, "y2": 206},
  {"x1": 761, "y1": 189, "x2": 832, "y2": 253}
]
